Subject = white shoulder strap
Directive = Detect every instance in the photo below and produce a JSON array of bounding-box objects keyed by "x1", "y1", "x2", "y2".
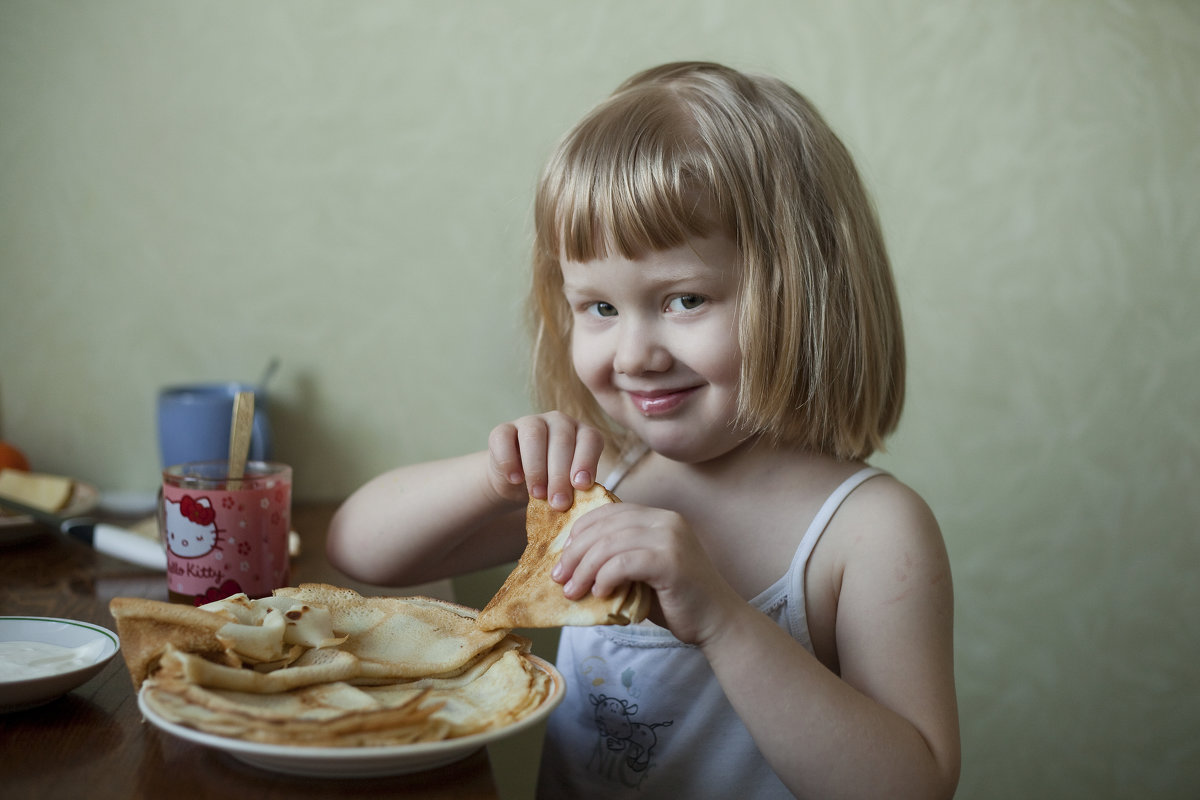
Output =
[
  {"x1": 786, "y1": 467, "x2": 887, "y2": 637},
  {"x1": 601, "y1": 443, "x2": 650, "y2": 491}
]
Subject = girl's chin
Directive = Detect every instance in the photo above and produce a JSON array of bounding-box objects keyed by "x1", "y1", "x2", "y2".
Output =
[{"x1": 622, "y1": 421, "x2": 745, "y2": 464}]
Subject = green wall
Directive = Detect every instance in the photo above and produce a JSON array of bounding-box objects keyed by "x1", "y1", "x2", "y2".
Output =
[{"x1": 2, "y1": 2, "x2": 1197, "y2": 797}]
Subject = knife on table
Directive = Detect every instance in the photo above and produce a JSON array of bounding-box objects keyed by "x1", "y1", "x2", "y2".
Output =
[{"x1": 0, "y1": 494, "x2": 167, "y2": 571}]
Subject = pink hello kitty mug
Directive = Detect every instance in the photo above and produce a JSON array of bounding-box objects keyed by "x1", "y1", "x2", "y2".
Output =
[{"x1": 160, "y1": 461, "x2": 292, "y2": 606}]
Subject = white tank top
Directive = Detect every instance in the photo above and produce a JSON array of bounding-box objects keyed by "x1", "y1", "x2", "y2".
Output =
[{"x1": 537, "y1": 452, "x2": 885, "y2": 798}]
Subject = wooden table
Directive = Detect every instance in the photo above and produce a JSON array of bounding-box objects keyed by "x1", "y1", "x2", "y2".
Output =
[{"x1": 0, "y1": 502, "x2": 500, "y2": 800}]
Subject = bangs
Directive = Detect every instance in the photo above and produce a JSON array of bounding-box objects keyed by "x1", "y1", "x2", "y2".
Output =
[{"x1": 535, "y1": 89, "x2": 730, "y2": 264}]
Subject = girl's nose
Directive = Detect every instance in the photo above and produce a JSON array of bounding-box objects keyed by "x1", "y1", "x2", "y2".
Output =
[{"x1": 613, "y1": 322, "x2": 671, "y2": 375}]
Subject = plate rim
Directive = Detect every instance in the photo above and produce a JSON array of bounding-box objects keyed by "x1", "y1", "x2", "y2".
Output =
[{"x1": 0, "y1": 615, "x2": 120, "y2": 652}]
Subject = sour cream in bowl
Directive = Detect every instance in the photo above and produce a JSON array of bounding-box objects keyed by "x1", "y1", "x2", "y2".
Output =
[{"x1": 0, "y1": 617, "x2": 120, "y2": 712}]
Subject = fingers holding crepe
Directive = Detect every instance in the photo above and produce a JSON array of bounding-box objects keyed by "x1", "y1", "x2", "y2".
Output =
[
  {"x1": 552, "y1": 500, "x2": 755, "y2": 647},
  {"x1": 488, "y1": 412, "x2": 605, "y2": 511},
  {"x1": 476, "y1": 484, "x2": 651, "y2": 631}
]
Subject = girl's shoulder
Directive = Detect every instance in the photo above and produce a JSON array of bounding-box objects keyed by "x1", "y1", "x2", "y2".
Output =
[
  {"x1": 831, "y1": 471, "x2": 940, "y2": 542},
  {"x1": 805, "y1": 469, "x2": 950, "y2": 673},
  {"x1": 814, "y1": 469, "x2": 949, "y2": 595}
]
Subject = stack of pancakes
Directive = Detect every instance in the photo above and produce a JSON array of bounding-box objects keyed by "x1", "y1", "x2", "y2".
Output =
[
  {"x1": 110, "y1": 485, "x2": 649, "y2": 748},
  {"x1": 111, "y1": 585, "x2": 551, "y2": 746}
]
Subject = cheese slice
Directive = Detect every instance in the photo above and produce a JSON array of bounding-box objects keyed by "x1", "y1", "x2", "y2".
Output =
[
  {"x1": 476, "y1": 484, "x2": 651, "y2": 631},
  {"x1": 0, "y1": 469, "x2": 74, "y2": 513}
]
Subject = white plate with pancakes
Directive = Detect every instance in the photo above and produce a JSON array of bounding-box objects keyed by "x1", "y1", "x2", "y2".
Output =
[{"x1": 137, "y1": 653, "x2": 565, "y2": 777}]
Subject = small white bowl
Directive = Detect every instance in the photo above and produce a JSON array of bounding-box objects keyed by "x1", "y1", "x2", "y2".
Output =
[{"x1": 0, "y1": 616, "x2": 120, "y2": 712}]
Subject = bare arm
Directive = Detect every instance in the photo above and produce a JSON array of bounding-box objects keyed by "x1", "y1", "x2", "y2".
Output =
[
  {"x1": 325, "y1": 451, "x2": 527, "y2": 586},
  {"x1": 698, "y1": 480, "x2": 960, "y2": 799},
  {"x1": 326, "y1": 412, "x2": 607, "y2": 587}
]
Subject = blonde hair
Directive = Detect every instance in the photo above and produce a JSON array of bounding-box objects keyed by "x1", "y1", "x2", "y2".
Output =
[{"x1": 529, "y1": 61, "x2": 904, "y2": 461}]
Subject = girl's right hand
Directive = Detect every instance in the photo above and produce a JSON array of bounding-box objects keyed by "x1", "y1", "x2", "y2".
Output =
[{"x1": 487, "y1": 412, "x2": 606, "y2": 511}]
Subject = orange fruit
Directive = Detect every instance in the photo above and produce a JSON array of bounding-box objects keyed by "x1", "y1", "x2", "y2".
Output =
[{"x1": 0, "y1": 441, "x2": 31, "y2": 472}]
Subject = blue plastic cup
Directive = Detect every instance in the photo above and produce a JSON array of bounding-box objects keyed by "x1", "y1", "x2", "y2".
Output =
[{"x1": 157, "y1": 382, "x2": 272, "y2": 468}]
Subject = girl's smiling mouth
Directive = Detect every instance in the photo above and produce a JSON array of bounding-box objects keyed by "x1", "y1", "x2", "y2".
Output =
[{"x1": 626, "y1": 387, "x2": 700, "y2": 416}]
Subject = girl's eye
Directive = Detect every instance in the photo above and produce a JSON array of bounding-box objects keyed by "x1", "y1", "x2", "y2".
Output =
[
  {"x1": 667, "y1": 295, "x2": 705, "y2": 312},
  {"x1": 587, "y1": 302, "x2": 618, "y2": 318}
]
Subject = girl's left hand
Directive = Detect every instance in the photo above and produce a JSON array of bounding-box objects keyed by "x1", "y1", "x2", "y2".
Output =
[{"x1": 551, "y1": 502, "x2": 742, "y2": 645}]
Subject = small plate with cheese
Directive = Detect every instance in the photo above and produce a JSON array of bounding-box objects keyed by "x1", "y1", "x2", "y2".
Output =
[{"x1": 0, "y1": 470, "x2": 99, "y2": 543}]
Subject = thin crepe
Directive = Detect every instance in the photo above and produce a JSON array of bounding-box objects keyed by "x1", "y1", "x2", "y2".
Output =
[
  {"x1": 111, "y1": 585, "x2": 512, "y2": 691},
  {"x1": 109, "y1": 597, "x2": 239, "y2": 688},
  {"x1": 141, "y1": 648, "x2": 551, "y2": 746},
  {"x1": 476, "y1": 484, "x2": 651, "y2": 631}
]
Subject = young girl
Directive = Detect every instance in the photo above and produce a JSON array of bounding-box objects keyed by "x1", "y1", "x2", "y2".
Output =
[{"x1": 327, "y1": 61, "x2": 959, "y2": 799}]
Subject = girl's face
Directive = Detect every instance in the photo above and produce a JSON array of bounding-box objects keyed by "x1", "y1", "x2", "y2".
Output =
[{"x1": 561, "y1": 235, "x2": 747, "y2": 463}]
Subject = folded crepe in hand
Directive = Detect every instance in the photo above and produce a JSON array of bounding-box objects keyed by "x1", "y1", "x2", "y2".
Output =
[{"x1": 476, "y1": 484, "x2": 651, "y2": 631}]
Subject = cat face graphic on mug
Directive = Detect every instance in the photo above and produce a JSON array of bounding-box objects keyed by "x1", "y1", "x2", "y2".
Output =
[{"x1": 163, "y1": 494, "x2": 221, "y2": 558}]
